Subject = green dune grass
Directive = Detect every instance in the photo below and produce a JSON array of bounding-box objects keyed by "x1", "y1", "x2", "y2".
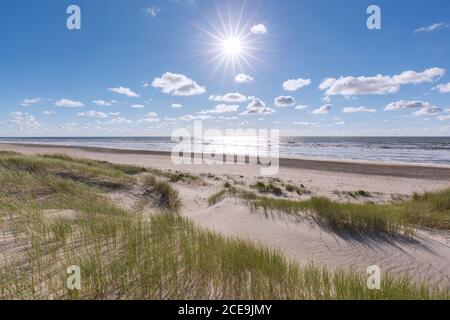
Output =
[
  {"x1": 0, "y1": 152, "x2": 448, "y2": 299},
  {"x1": 207, "y1": 186, "x2": 449, "y2": 236}
]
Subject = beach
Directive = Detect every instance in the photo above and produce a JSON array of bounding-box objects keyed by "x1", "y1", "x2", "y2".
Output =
[{"x1": 1, "y1": 142, "x2": 449, "y2": 290}]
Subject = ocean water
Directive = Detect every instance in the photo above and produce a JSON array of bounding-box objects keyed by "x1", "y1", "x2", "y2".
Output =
[{"x1": 0, "y1": 136, "x2": 449, "y2": 165}]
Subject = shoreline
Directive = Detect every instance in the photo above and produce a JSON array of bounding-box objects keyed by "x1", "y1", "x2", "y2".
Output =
[{"x1": 1, "y1": 142, "x2": 450, "y2": 181}]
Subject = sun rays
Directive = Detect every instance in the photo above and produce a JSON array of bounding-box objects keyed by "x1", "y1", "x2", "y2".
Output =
[{"x1": 190, "y1": 3, "x2": 268, "y2": 78}]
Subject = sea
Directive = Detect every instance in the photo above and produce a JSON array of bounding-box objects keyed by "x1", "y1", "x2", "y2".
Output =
[{"x1": 0, "y1": 136, "x2": 449, "y2": 165}]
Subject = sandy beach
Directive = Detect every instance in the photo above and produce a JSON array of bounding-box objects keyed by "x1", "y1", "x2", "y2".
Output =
[{"x1": 1, "y1": 143, "x2": 450, "y2": 288}]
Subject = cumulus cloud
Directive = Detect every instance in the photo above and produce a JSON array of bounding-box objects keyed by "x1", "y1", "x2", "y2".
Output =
[
  {"x1": 55, "y1": 99, "x2": 84, "y2": 108},
  {"x1": 312, "y1": 104, "x2": 332, "y2": 114},
  {"x1": 392, "y1": 67, "x2": 444, "y2": 84},
  {"x1": 106, "y1": 117, "x2": 132, "y2": 125},
  {"x1": 138, "y1": 112, "x2": 160, "y2": 123},
  {"x1": 152, "y1": 72, "x2": 205, "y2": 96},
  {"x1": 130, "y1": 104, "x2": 145, "y2": 109},
  {"x1": 164, "y1": 117, "x2": 177, "y2": 121},
  {"x1": 42, "y1": 110, "x2": 56, "y2": 115},
  {"x1": 385, "y1": 100, "x2": 443, "y2": 117},
  {"x1": 77, "y1": 110, "x2": 109, "y2": 118},
  {"x1": 241, "y1": 98, "x2": 275, "y2": 115},
  {"x1": 320, "y1": 75, "x2": 398, "y2": 96},
  {"x1": 146, "y1": 5, "x2": 161, "y2": 17},
  {"x1": 283, "y1": 78, "x2": 311, "y2": 91},
  {"x1": 209, "y1": 92, "x2": 247, "y2": 103},
  {"x1": 294, "y1": 105, "x2": 309, "y2": 110},
  {"x1": 21, "y1": 98, "x2": 43, "y2": 107},
  {"x1": 437, "y1": 114, "x2": 450, "y2": 121},
  {"x1": 9, "y1": 112, "x2": 39, "y2": 127},
  {"x1": 171, "y1": 103, "x2": 182, "y2": 108},
  {"x1": 414, "y1": 107, "x2": 442, "y2": 116},
  {"x1": 179, "y1": 114, "x2": 197, "y2": 121},
  {"x1": 415, "y1": 23, "x2": 449, "y2": 33},
  {"x1": 199, "y1": 104, "x2": 239, "y2": 114},
  {"x1": 343, "y1": 106, "x2": 376, "y2": 113},
  {"x1": 384, "y1": 100, "x2": 432, "y2": 111},
  {"x1": 293, "y1": 121, "x2": 322, "y2": 127},
  {"x1": 176, "y1": 114, "x2": 215, "y2": 122},
  {"x1": 433, "y1": 82, "x2": 450, "y2": 93},
  {"x1": 319, "y1": 68, "x2": 445, "y2": 97},
  {"x1": 93, "y1": 100, "x2": 115, "y2": 106},
  {"x1": 274, "y1": 95, "x2": 295, "y2": 107},
  {"x1": 108, "y1": 87, "x2": 139, "y2": 98},
  {"x1": 235, "y1": 73, "x2": 254, "y2": 83},
  {"x1": 250, "y1": 24, "x2": 267, "y2": 34}
]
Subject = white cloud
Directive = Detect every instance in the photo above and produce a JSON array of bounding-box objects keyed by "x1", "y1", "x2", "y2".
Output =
[
  {"x1": 209, "y1": 92, "x2": 247, "y2": 103},
  {"x1": 234, "y1": 73, "x2": 254, "y2": 83},
  {"x1": 219, "y1": 116, "x2": 238, "y2": 120},
  {"x1": 294, "y1": 105, "x2": 309, "y2": 110},
  {"x1": 283, "y1": 78, "x2": 311, "y2": 91},
  {"x1": 343, "y1": 106, "x2": 376, "y2": 113},
  {"x1": 312, "y1": 104, "x2": 332, "y2": 114},
  {"x1": 9, "y1": 112, "x2": 39, "y2": 127},
  {"x1": 433, "y1": 82, "x2": 450, "y2": 93},
  {"x1": 392, "y1": 67, "x2": 444, "y2": 84},
  {"x1": 177, "y1": 114, "x2": 215, "y2": 121},
  {"x1": 139, "y1": 118, "x2": 160, "y2": 123},
  {"x1": 93, "y1": 100, "x2": 114, "y2": 106},
  {"x1": 171, "y1": 103, "x2": 182, "y2": 108},
  {"x1": 415, "y1": 23, "x2": 449, "y2": 33},
  {"x1": 437, "y1": 114, "x2": 450, "y2": 121},
  {"x1": 107, "y1": 117, "x2": 132, "y2": 124},
  {"x1": 274, "y1": 95, "x2": 295, "y2": 107},
  {"x1": 199, "y1": 104, "x2": 239, "y2": 114},
  {"x1": 320, "y1": 75, "x2": 398, "y2": 96},
  {"x1": 55, "y1": 99, "x2": 84, "y2": 108},
  {"x1": 152, "y1": 72, "x2": 205, "y2": 96},
  {"x1": 146, "y1": 5, "x2": 161, "y2": 17},
  {"x1": 293, "y1": 121, "x2": 322, "y2": 127},
  {"x1": 198, "y1": 115, "x2": 214, "y2": 120},
  {"x1": 414, "y1": 107, "x2": 442, "y2": 116},
  {"x1": 130, "y1": 104, "x2": 145, "y2": 109},
  {"x1": 42, "y1": 110, "x2": 56, "y2": 115},
  {"x1": 108, "y1": 87, "x2": 139, "y2": 98},
  {"x1": 239, "y1": 121, "x2": 250, "y2": 126},
  {"x1": 138, "y1": 112, "x2": 160, "y2": 123},
  {"x1": 77, "y1": 110, "x2": 108, "y2": 118},
  {"x1": 384, "y1": 100, "x2": 432, "y2": 111},
  {"x1": 385, "y1": 100, "x2": 443, "y2": 117},
  {"x1": 21, "y1": 98, "x2": 43, "y2": 107},
  {"x1": 145, "y1": 112, "x2": 158, "y2": 118},
  {"x1": 319, "y1": 68, "x2": 445, "y2": 97},
  {"x1": 179, "y1": 114, "x2": 197, "y2": 121},
  {"x1": 250, "y1": 24, "x2": 267, "y2": 34},
  {"x1": 241, "y1": 98, "x2": 275, "y2": 115}
]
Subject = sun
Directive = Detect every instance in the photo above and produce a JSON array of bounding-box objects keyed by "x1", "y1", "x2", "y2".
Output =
[
  {"x1": 190, "y1": 4, "x2": 267, "y2": 77},
  {"x1": 222, "y1": 37, "x2": 243, "y2": 56}
]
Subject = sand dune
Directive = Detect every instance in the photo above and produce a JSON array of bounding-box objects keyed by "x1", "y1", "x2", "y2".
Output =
[
  {"x1": 1, "y1": 143, "x2": 449, "y2": 287},
  {"x1": 190, "y1": 198, "x2": 450, "y2": 287}
]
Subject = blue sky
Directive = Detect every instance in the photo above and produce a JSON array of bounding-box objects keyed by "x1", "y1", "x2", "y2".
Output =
[{"x1": 0, "y1": 0, "x2": 449, "y2": 136}]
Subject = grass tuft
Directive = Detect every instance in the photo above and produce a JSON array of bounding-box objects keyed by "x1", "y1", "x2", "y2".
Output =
[
  {"x1": 0, "y1": 152, "x2": 448, "y2": 300},
  {"x1": 143, "y1": 175, "x2": 181, "y2": 212}
]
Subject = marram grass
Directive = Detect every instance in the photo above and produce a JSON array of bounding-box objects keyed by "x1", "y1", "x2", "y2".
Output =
[
  {"x1": 212, "y1": 187, "x2": 449, "y2": 236},
  {"x1": 0, "y1": 152, "x2": 448, "y2": 300}
]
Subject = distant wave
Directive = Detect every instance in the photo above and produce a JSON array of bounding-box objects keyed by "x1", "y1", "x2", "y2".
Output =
[{"x1": 0, "y1": 136, "x2": 449, "y2": 165}]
